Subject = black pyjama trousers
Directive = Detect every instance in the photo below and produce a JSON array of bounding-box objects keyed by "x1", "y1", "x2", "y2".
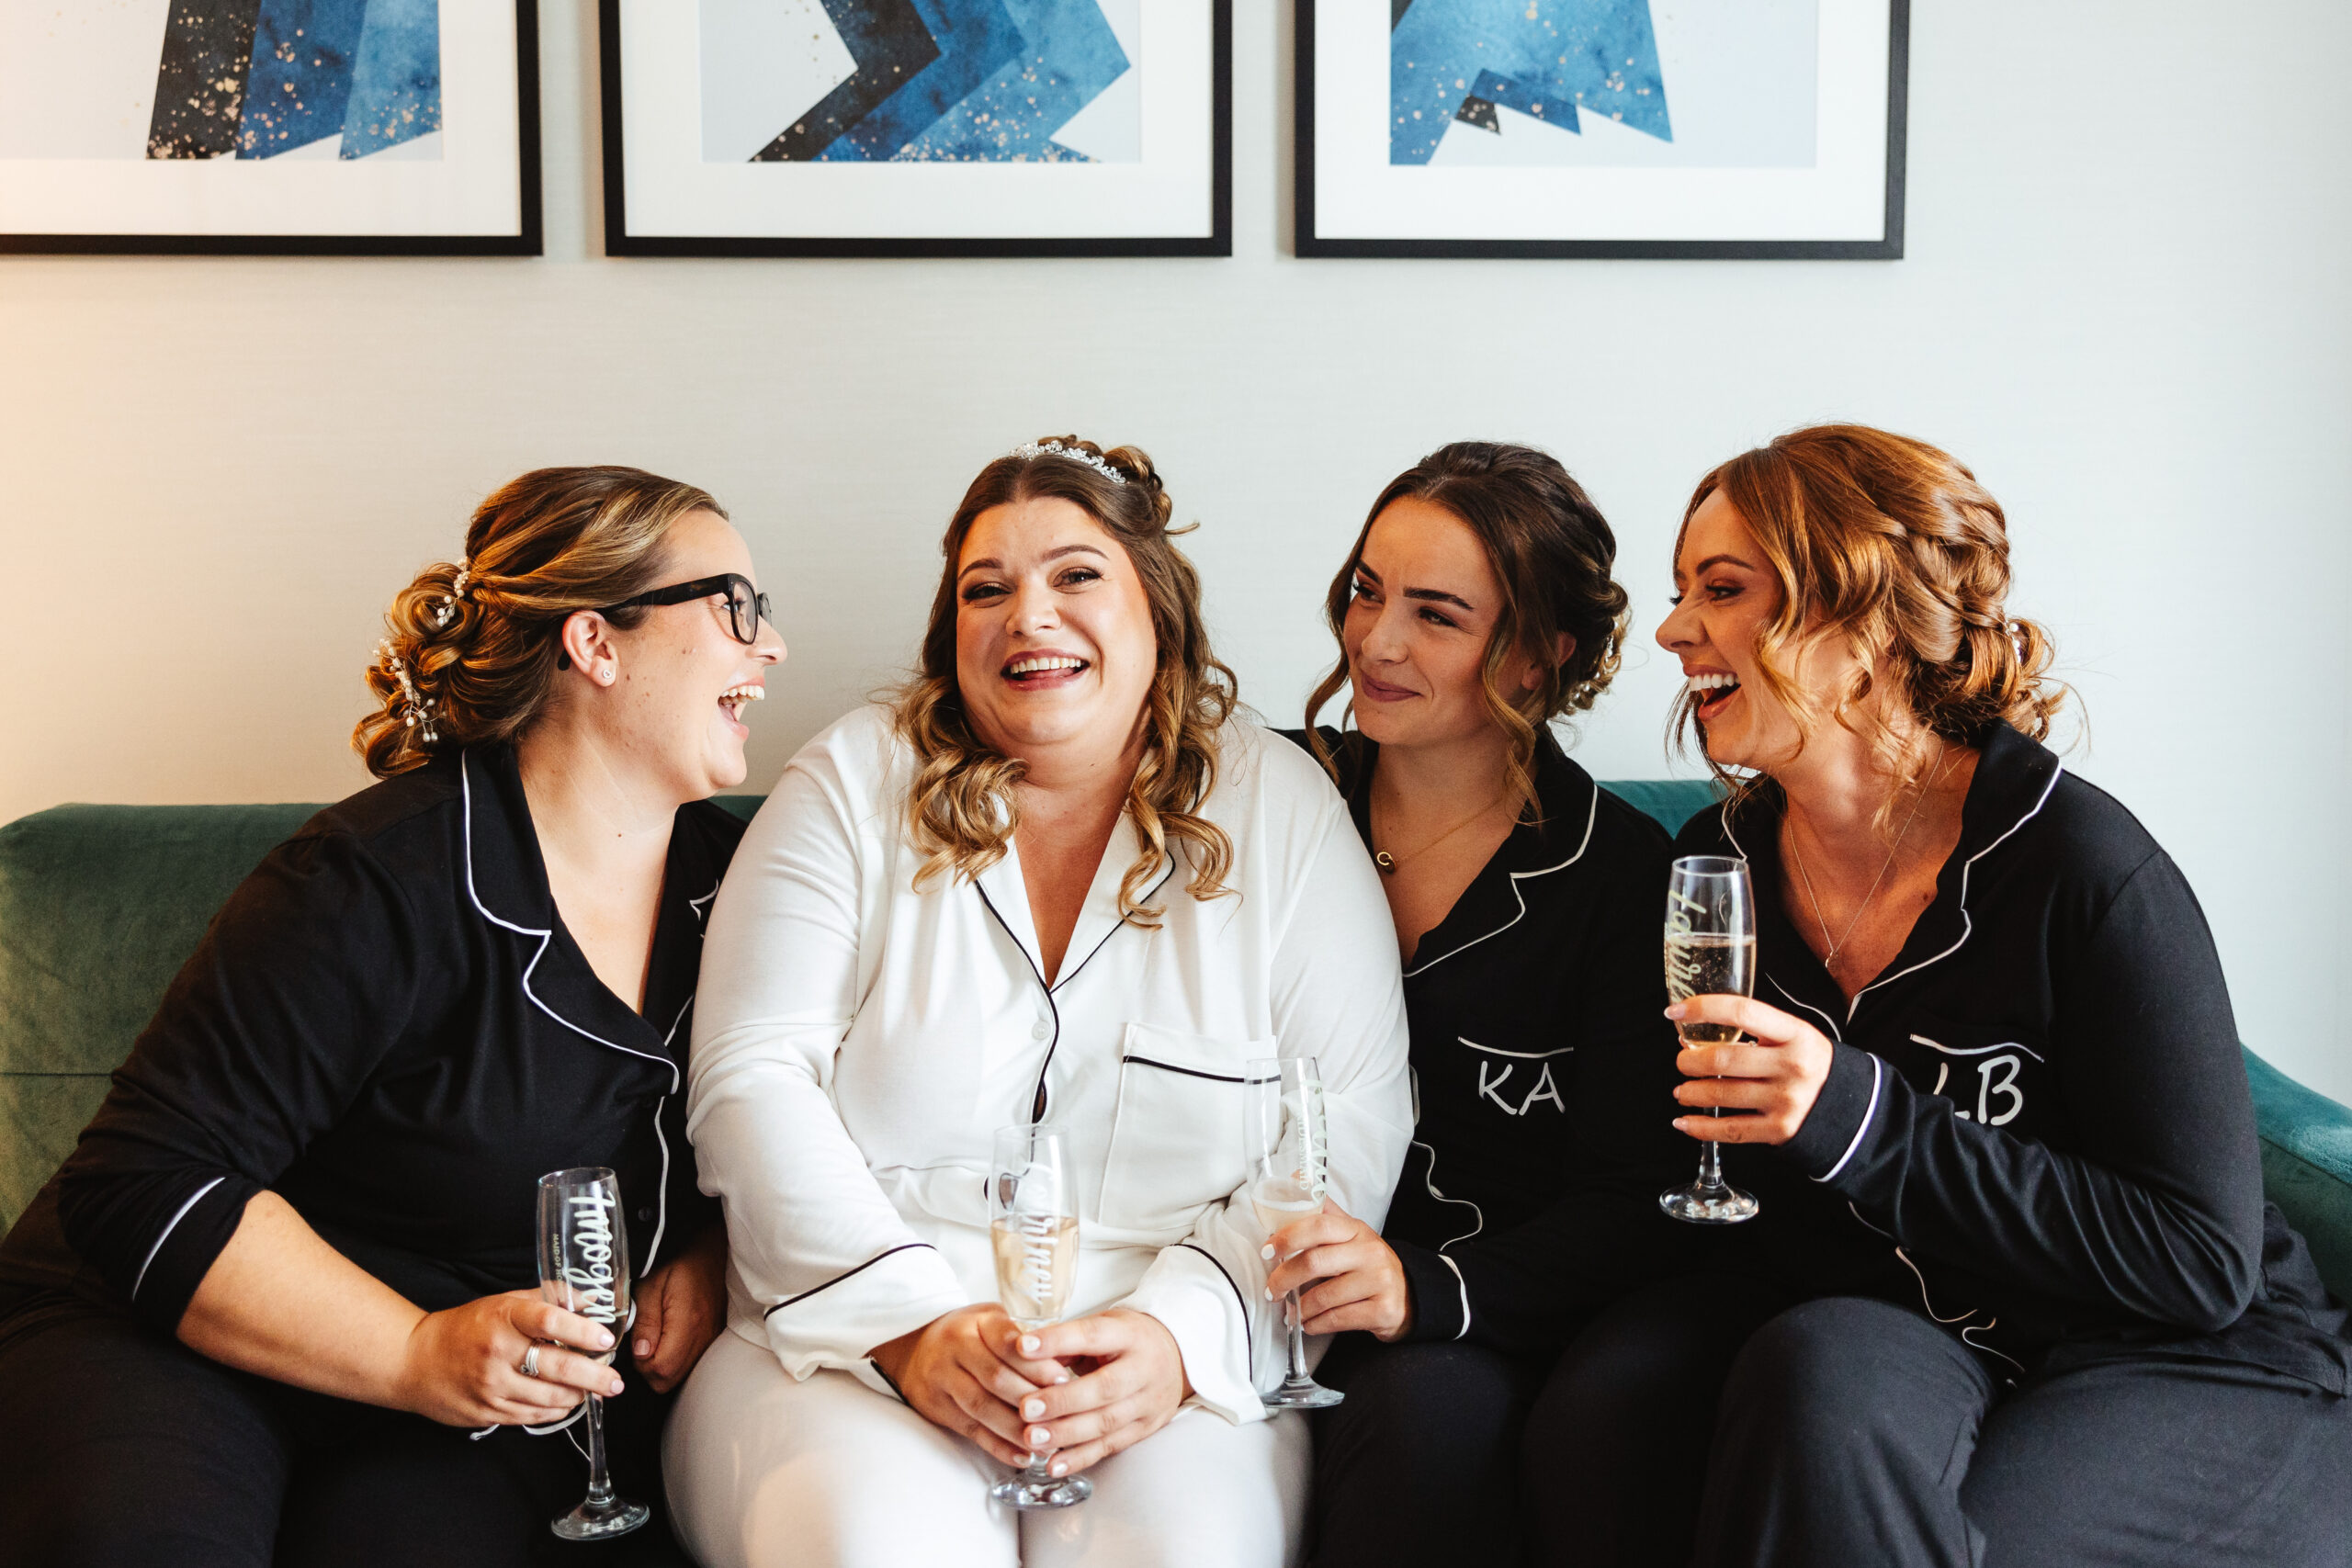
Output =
[
  {"x1": 1688, "y1": 1295, "x2": 2352, "y2": 1568},
  {"x1": 1305, "y1": 1274, "x2": 1789, "y2": 1568},
  {"x1": 0, "y1": 1292, "x2": 680, "y2": 1568}
]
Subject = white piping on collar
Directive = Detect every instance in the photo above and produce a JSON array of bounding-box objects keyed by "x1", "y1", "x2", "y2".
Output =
[
  {"x1": 460, "y1": 752, "x2": 685, "y2": 1090},
  {"x1": 1841, "y1": 763, "x2": 2064, "y2": 1021},
  {"x1": 130, "y1": 1175, "x2": 226, "y2": 1302},
  {"x1": 1403, "y1": 773, "x2": 1598, "y2": 980},
  {"x1": 1719, "y1": 761, "x2": 2064, "y2": 1025},
  {"x1": 1770, "y1": 975, "x2": 1843, "y2": 1044}
]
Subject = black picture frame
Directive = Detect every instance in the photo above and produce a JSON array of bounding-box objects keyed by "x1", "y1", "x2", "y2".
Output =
[
  {"x1": 599, "y1": 0, "x2": 1230, "y2": 259},
  {"x1": 1295, "y1": 0, "x2": 1907, "y2": 261},
  {"x1": 0, "y1": 0, "x2": 542, "y2": 258}
]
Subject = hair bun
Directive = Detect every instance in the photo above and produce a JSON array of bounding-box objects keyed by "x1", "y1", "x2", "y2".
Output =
[{"x1": 1099, "y1": 444, "x2": 1170, "y2": 526}]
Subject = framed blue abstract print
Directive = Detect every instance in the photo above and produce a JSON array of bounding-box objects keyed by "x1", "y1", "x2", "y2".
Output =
[
  {"x1": 0, "y1": 1, "x2": 541, "y2": 255},
  {"x1": 1297, "y1": 0, "x2": 1906, "y2": 259},
  {"x1": 599, "y1": 0, "x2": 1230, "y2": 257}
]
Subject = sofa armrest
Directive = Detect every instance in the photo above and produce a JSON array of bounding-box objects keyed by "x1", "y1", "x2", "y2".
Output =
[{"x1": 2243, "y1": 1046, "x2": 2352, "y2": 1303}]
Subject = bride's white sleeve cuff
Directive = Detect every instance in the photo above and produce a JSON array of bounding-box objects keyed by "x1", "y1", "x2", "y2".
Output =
[
  {"x1": 753, "y1": 1241, "x2": 970, "y2": 1398},
  {"x1": 1120, "y1": 1240, "x2": 1266, "y2": 1426}
]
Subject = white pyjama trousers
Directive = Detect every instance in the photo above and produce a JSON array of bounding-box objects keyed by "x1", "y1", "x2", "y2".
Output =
[{"x1": 664, "y1": 1329, "x2": 1310, "y2": 1568}]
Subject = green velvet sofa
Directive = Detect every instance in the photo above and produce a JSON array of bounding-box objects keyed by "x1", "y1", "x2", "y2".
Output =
[{"x1": 6, "y1": 783, "x2": 2350, "y2": 1313}]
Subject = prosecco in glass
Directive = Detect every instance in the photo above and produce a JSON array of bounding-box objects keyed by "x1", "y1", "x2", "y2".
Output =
[
  {"x1": 1659, "y1": 856, "x2": 1762, "y2": 1224},
  {"x1": 989, "y1": 1122, "x2": 1091, "y2": 1510}
]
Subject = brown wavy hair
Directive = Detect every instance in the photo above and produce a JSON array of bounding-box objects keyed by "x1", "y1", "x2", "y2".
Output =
[
  {"x1": 1305, "y1": 441, "x2": 1630, "y2": 811},
  {"x1": 891, "y1": 437, "x2": 1237, "y2": 925},
  {"x1": 1673, "y1": 423, "x2": 2069, "y2": 818},
  {"x1": 354, "y1": 466, "x2": 725, "y2": 777}
]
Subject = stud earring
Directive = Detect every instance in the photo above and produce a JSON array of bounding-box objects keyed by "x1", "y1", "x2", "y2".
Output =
[{"x1": 598, "y1": 669, "x2": 616, "y2": 686}]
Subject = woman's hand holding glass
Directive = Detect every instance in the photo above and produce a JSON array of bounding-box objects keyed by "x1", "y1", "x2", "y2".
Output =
[
  {"x1": 868, "y1": 1304, "x2": 1073, "y2": 1470},
  {"x1": 396, "y1": 1289, "x2": 624, "y2": 1427},
  {"x1": 1262, "y1": 1201, "x2": 1413, "y2": 1342},
  {"x1": 1667, "y1": 993, "x2": 1837, "y2": 1145},
  {"x1": 1009, "y1": 1307, "x2": 1191, "y2": 1479}
]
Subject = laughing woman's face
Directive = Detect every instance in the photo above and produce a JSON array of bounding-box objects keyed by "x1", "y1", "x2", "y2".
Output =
[
  {"x1": 953, "y1": 496, "x2": 1159, "y2": 762},
  {"x1": 1655, "y1": 489, "x2": 1804, "y2": 772}
]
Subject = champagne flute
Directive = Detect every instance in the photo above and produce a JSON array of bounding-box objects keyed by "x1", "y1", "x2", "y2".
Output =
[
  {"x1": 1245, "y1": 1055, "x2": 1345, "y2": 1411},
  {"x1": 988, "y1": 1123, "x2": 1091, "y2": 1510},
  {"x1": 1658, "y1": 856, "x2": 1762, "y2": 1224},
  {"x1": 536, "y1": 1167, "x2": 650, "y2": 1540}
]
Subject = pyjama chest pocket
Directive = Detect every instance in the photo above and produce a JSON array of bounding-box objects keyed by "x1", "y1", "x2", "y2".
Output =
[{"x1": 1096, "y1": 1022, "x2": 1268, "y2": 1236}]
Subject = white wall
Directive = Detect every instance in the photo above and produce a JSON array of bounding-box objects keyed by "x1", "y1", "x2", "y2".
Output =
[{"x1": 4, "y1": 1, "x2": 2347, "y2": 1101}]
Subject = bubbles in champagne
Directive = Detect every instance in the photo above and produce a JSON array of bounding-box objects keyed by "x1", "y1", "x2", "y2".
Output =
[{"x1": 1663, "y1": 931, "x2": 1757, "y2": 1043}]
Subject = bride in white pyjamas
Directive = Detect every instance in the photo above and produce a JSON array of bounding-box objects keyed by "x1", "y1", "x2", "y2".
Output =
[{"x1": 664, "y1": 437, "x2": 1414, "y2": 1568}]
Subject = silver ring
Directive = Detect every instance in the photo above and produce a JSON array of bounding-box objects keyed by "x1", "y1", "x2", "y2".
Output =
[{"x1": 520, "y1": 1344, "x2": 542, "y2": 1379}]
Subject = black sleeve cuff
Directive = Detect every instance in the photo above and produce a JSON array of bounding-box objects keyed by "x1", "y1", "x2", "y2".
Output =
[
  {"x1": 128, "y1": 1174, "x2": 257, "y2": 1335},
  {"x1": 1389, "y1": 1237, "x2": 1469, "y2": 1345},
  {"x1": 1781, "y1": 1043, "x2": 1887, "y2": 1183}
]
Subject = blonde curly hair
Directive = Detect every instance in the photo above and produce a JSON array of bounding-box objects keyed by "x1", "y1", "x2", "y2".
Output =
[
  {"x1": 892, "y1": 436, "x2": 1237, "y2": 926},
  {"x1": 354, "y1": 467, "x2": 724, "y2": 777}
]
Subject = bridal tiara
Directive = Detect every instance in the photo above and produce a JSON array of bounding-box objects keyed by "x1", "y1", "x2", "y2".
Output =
[{"x1": 1012, "y1": 440, "x2": 1126, "y2": 486}]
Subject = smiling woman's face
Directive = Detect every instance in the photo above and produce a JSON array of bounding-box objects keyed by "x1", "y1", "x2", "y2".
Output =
[
  {"x1": 953, "y1": 495, "x2": 1159, "y2": 761},
  {"x1": 1342, "y1": 496, "x2": 1544, "y2": 752},
  {"x1": 586, "y1": 507, "x2": 785, "y2": 798},
  {"x1": 1654, "y1": 488, "x2": 1812, "y2": 772}
]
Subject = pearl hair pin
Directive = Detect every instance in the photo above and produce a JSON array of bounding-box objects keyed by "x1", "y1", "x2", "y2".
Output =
[
  {"x1": 434, "y1": 562, "x2": 472, "y2": 628},
  {"x1": 1012, "y1": 440, "x2": 1126, "y2": 486},
  {"x1": 378, "y1": 639, "x2": 439, "y2": 745}
]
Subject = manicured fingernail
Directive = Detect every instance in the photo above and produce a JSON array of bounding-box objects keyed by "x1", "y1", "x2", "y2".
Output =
[
  {"x1": 1261, "y1": 1243, "x2": 1275, "y2": 1261},
  {"x1": 1028, "y1": 1426, "x2": 1051, "y2": 1445},
  {"x1": 1054, "y1": 1371, "x2": 1069, "y2": 1384},
  {"x1": 1051, "y1": 1461, "x2": 1069, "y2": 1477},
  {"x1": 593, "y1": 1327, "x2": 615, "y2": 1350},
  {"x1": 609, "y1": 1376, "x2": 625, "y2": 1395},
  {"x1": 1263, "y1": 1286, "x2": 1275, "y2": 1301},
  {"x1": 1023, "y1": 1398, "x2": 1046, "y2": 1419},
  {"x1": 1664, "y1": 1003, "x2": 1687, "y2": 1020},
  {"x1": 1020, "y1": 1336, "x2": 1040, "y2": 1355},
  {"x1": 634, "y1": 1339, "x2": 651, "y2": 1358}
]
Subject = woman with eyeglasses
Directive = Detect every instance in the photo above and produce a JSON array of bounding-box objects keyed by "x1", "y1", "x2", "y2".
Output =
[{"x1": 0, "y1": 466, "x2": 783, "y2": 1567}]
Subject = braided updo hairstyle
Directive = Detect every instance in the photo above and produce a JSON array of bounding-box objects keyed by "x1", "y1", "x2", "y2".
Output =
[
  {"x1": 1305, "y1": 440, "x2": 1632, "y2": 811},
  {"x1": 354, "y1": 466, "x2": 725, "y2": 777},
  {"x1": 892, "y1": 436, "x2": 1238, "y2": 925},
  {"x1": 1675, "y1": 423, "x2": 2068, "y2": 814}
]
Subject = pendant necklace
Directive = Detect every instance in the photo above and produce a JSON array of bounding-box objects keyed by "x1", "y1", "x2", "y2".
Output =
[
  {"x1": 1787, "y1": 746, "x2": 1951, "y2": 969},
  {"x1": 1373, "y1": 793, "x2": 1511, "y2": 875}
]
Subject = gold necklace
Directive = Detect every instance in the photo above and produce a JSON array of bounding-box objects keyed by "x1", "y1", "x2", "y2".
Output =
[
  {"x1": 1785, "y1": 748, "x2": 1951, "y2": 966},
  {"x1": 1373, "y1": 794, "x2": 1511, "y2": 875}
]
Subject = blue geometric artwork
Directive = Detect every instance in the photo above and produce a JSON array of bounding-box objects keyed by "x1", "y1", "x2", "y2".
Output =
[
  {"x1": 1390, "y1": 0, "x2": 1669, "y2": 165},
  {"x1": 703, "y1": 0, "x2": 1135, "y2": 164},
  {"x1": 147, "y1": 0, "x2": 441, "y2": 161}
]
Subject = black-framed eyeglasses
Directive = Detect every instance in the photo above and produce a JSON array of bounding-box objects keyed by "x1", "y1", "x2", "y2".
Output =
[{"x1": 599, "y1": 573, "x2": 771, "y2": 646}]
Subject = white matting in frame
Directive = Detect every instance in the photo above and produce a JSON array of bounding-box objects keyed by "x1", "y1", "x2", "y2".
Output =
[
  {"x1": 602, "y1": 0, "x2": 1230, "y2": 257},
  {"x1": 0, "y1": 1, "x2": 537, "y2": 254},
  {"x1": 1298, "y1": 0, "x2": 1905, "y2": 259}
]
